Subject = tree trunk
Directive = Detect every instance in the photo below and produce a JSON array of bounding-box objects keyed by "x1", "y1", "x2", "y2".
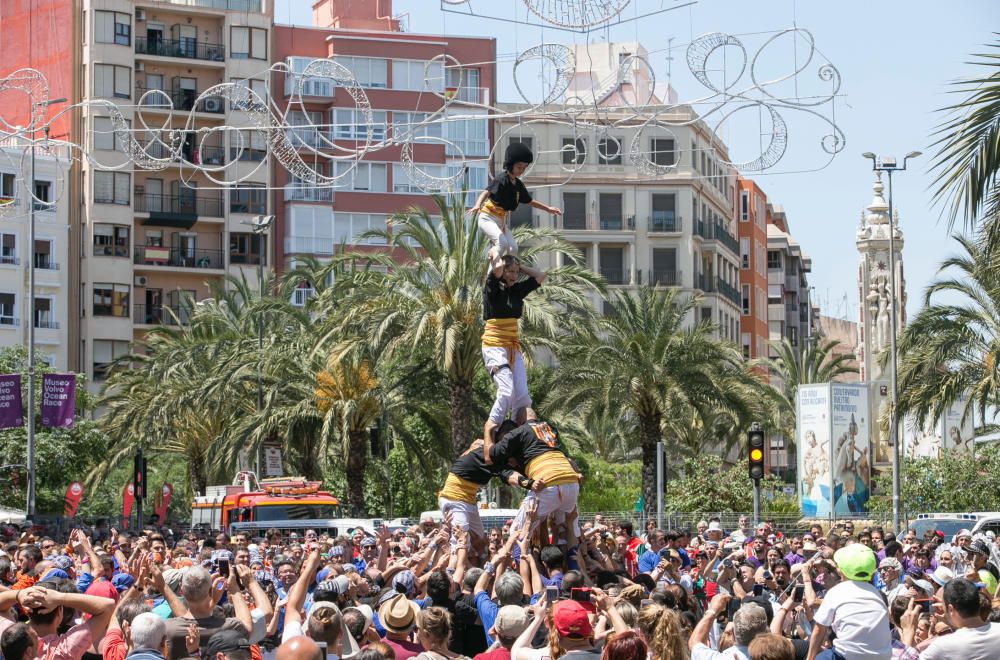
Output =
[
  {"x1": 189, "y1": 452, "x2": 207, "y2": 498},
  {"x1": 640, "y1": 411, "x2": 663, "y2": 521},
  {"x1": 448, "y1": 377, "x2": 474, "y2": 459},
  {"x1": 346, "y1": 430, "x2": 369, "y2": 517}
]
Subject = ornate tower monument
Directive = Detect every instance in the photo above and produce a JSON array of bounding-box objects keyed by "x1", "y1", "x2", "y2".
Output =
[{"x1": 856, "y1": 173, "x2": 906, "y2": 464}]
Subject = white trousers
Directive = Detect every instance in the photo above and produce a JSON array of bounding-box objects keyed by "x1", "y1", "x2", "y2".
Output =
[
  {"x1": 438, "y1": 496, "x2": 485, "y2": 549},
  {"x1": 478, "y1": 213, "x2": 518, "y2": 256},
  {"x1": 482, "y1": 346, "x2": 530, "y2": 425},
  {"x1": 512, "y1": 482, "x2": 581, "y2": 542}
]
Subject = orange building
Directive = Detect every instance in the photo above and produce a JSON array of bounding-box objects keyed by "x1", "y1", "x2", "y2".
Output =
[{"x1": 736, "y1": 177, "x2": 769, "y2": 360}]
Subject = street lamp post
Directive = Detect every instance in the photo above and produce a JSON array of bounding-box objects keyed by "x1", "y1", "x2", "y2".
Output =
[
  {"x1": 26, "y1": 98, "x2": 66, "y2": 520},
  {"x1": 250, "y1": 214, "x2": 274, "y2": 475},
  {"x1": 862, "y1": 150, "x2": 921, "y2": 534}
]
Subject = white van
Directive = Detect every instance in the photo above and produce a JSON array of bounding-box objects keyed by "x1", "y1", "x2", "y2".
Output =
[{"x1": 910, "y1": 512, "x2": 1000, "y2": 539}]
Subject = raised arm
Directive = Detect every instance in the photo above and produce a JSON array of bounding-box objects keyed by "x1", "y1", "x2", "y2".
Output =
[
  {"x1": 285, "y1": 548, "x2": 322, "y2": 628},
  {"x1": 689, "y1": 593, "x2": 729, "y2": 651},
  {"x1": 518, "y1": 262, "x2": 546, "y2": 285}
]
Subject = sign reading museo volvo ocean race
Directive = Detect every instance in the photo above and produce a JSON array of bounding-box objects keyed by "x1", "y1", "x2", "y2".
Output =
[
  {"x1": 41, "y1": 373, "x2": 76, "y2": 428},
  {"x1": 0, "y1": 374, "x2": 22, "y2": 428},
  {"x1": 798, "y1": 383, "x2": 872, "y2": 517}
]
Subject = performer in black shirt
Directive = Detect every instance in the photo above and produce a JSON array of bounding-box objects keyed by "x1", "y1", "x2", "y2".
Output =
[
  {"x1": 471, "y1": 142, "x2": 561, "y2": 259},
  {"x1": 481, "y1": 255, "x2": 546, "y2": 462}
]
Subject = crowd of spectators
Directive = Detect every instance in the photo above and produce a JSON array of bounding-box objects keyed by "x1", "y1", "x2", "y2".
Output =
[{"x1": 1, "y1": 512, "x2": 999, "y2": 660}]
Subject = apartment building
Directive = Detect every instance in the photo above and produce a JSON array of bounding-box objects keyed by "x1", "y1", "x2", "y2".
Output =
[
  {"x1": 736, "y1": 177, "x2": 769, "y2": 360},
  {"x1": 0, "y1": 143, "x2": 71, "y2": 369},
  {"x1": 272, "y1": 0, "x2": 496, "y2": 287},
  {"x1": 1, "y1": 0, "x2": 276, "y2": 390}
]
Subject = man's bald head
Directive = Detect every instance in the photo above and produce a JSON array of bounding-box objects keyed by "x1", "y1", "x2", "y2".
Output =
[{"x1": 276, "y1": 636, "x2": 322, "y2": 660}]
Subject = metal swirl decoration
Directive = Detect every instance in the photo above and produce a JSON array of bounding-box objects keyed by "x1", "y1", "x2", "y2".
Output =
[
  {"x1": 521, "y1": 0, "x2": 632, "y2": 29},
  {"x1": 0, "y1": 23, "x2": 845, "y2": 215}
]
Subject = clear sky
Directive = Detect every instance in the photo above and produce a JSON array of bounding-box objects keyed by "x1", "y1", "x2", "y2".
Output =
[{"x1": 274, "y1": 0, "x2": 999, "y2": 322}]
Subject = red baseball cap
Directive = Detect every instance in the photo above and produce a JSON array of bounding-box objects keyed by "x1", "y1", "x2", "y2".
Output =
[{"x1": 553, "y1": 600, "x2": 594, "y2": 638}]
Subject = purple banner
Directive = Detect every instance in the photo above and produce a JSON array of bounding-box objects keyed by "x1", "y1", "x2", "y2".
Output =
[
  {"x1": 0, "y1": 374, "x2": 23, "y2": 428},
  {"x1": 41, "y1": 373, "x2": 75, "y2": 428}
]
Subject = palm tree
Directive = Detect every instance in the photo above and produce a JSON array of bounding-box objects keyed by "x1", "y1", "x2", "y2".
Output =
[
  {"x1": 553, "y1": 284, "x2": 772, "y2": 508},
  {"x1": 337, "y1": 194, "x2": 601, "y2": 458},
  {"x1": 894, "y1": 234, "x2": 999, "y2": 431},
  {"x1": 930, "y1": 38, "x2": 1000, "y2": 245}
]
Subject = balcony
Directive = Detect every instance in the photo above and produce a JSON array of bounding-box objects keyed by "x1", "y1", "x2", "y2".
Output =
[
  {"x1": 284, "y1": 186, "x2": 334, "y2": 203},
  {"x1": 135, "y1": 85, "x2": 226, "y2": 114},
  {"x1": 0, "y1": 316, "x2": 19, "y2": 327},
  {"x1": 135, "y1": 37, "x2": 225, "y2": 62},
  {"x1": 284, "y1": 75, "x2": 336, "y2": 99},
  {"x1": 648, "y1": 269, "x2": 681, "y2": 286},
  {"x1": 136, "y1": 139, "x2": 226, "y2": 165},
  {"x1": 286, "y1": 128, "x2": 328, "y2": 149},
  {"x1": 133, "y1": 304, "x2": 190, "y2": 327},
  {"x1": 716, "y1": 278, "x2": 742, "y2": 307},
  {"x1": 93, "y1": 244, "x2": 129, "y2": 258},
  {"x1": 649, "y1": 212, "x2": 681, "y2": 233},
  {"x1": 148, "y1": 0, "x2": 262, "y2": 11},
  {"x1": 600, "y1": 268, "x2": 629, "y2": 285},
  {"x1": 448, "y1": 86, "x2": 489, "y2": 105},
  {"x1": 0, "y1": 255, "x2": 20, "y2": 266},
  {"x1": 135, "y1": 193, "x2": 224, "y2": 227},
  {"x1": 133, "y1": 245, "x2": 225, "y2": 270},
  {"x1": 694, "y1": 219, "x2": 740, "y2": 254},
  {"x1": 33, "y1": 255, "x2": 59, "y2": 270},
  {"x1": 558, "y1": 214, "x2": 635, "y2": 232},
  {"x1": 34, "y1": 317, "x2": 59, "y2": 330}
]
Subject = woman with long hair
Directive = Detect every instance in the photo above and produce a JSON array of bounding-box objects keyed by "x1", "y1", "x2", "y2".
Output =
[
  {"x1": 415, "y1": 607, "x2": 469, "y2": 660},
  {"x1": 636, "y1": 604, "x2": 688, "y2": 660},
  {"x1": 601, "y1": 631, "x2": 648, "y2": 660}
]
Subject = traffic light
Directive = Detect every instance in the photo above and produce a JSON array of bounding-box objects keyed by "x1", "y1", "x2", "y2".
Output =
[{"x1": 748, "y1": 425, "x2": 765, "y2": 481}]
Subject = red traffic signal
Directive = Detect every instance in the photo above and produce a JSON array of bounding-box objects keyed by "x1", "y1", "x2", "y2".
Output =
[{"x1": 748, "y1": 428, "x2": 765, "y2": 481}]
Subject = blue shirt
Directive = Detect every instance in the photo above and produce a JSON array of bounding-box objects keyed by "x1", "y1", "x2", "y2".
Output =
[
  {"x1": 474, "y1": 591, "x2": 500, "y2": 646},
  {"x1": 637, "y1": 549, "x2": 661, "y2": 574}
]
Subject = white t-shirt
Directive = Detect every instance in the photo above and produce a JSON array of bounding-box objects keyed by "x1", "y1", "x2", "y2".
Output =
[
  {"x1": 919, "y1": 622, "x2": 1000, "y2": 659},
  {"x1": 690, "y1": 643, "x2": 750, "y2": 660},
  {"x1": 813, "y1": 580, "x2": 892, "y2": 659}
]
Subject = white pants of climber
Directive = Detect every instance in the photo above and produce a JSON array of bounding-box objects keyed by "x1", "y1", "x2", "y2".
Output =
[
  {"x1": 511, "y1": 482, "x2": 581, "y2": 544},
  {"x1": 477, "y1": 212, "x2": 518, "y2": 256},
  {"x1": 438, "y1": 496, "x2": 484, "y2": 550},
  {"x1": 482, "y1": 346, "x2": 530, "y2": 425}
]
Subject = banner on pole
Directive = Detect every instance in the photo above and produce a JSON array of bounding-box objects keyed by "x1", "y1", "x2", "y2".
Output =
[
  {"x1": 41, "y1": 374, "x2": 75, "y2": 428},
  {"x1": 0, "y1": 374, "x2": 22, "y2": 428},
  {"x1": 263, "y1": 443, "x2": 283, "y2": 477},
  {"x1": 63, "y1": 482, "x2": 83, "y2": 517},
  {"x1": 153, "y1": 483, "x2": 172, "y2": 522},
  {"x1": 122, "y1": 482, "x2": 135, "y2": 527}
]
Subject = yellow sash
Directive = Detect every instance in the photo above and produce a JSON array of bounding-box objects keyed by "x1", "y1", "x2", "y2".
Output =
[
  {"x1": 482, "y1": 198, "x2": 507, "y2": 221},
  {"x1": 439, "y1": 473, "x2": 480, "y2": 504},
  {"x1": 481, "y1": 318, "x2": 520, "y2": 366},
  {"x1": 526, "y1": 451, "x2": 579, "y2": 487}
]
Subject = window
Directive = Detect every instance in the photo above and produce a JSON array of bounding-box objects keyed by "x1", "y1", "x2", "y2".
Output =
[
  {"x1": 768, "y1": 284, "x2": 782, "y2": 302},
  {"x1": 229, "y1": 232, "x2": 265, "y2": 265},
  {"x1": 93, "y1": 224, "x2": 129, "y2": 257},
  {"x1": 392, "y1": 163, "x2": 445, "y2": 193},
  {"x1": 445, "y1": 66, "x2": 480, "y2": 101},
  {"x1": 333, "y1": 109, "x2": 387, "y2": 141},
  {"x1": 650, "y1": 193, "x2": 677, "y2": 231},
  {"x1": 0, "y1": 234, "x2": 14, "y2": 265},
  {"x1": 598, "y1": 193, "x2": 623, "y2": 230},
  {"x1": 291, "y1": 282, "x2": 316, "y2": 307},
  {"x1": 508, "y1": 136, "x2": 533, "y2": 154},
  {"x1": 230, "y1": 186, "x2": 266, "y2": 214},
  {"x1": 93, "y1": 117, "x2": 129, "y2": 151},
  {"x1": 231, "y1": 27, "x2": 267, "y2": 60},
  {"x1": 32, "y1": 181, "x2": 51, "y2": 211},
  {"x1": 93, "y1": 283, "x2": 129, "y2": 317},
  {"x1": 333, "y1": 56, "x2": 387, "y2": 88},
  {"x1": 287, "y1": 206, "x2": 334, "y2": 255},
  {"x1": 742, "y1": 284, "x2": 751, "y2": 315},
  {"x1": 651, "y1": 248, "x2": 677, "y2": 285},
  {"x1": 93, "y1": 339, "x2": 130, "y2": 381},
  {"x1": 392, "y1": 112, "x2": 442, "y2": 140},
  {"x1": 232, "y1": 78, "x2": 268, "y2": 110},
  {"x1": 562, "y1": 192, "x2": 587, "y2": 229},
  {"x1": 650, "y1": 138, "x2": 676, "y2": 166},
  {"x1": 740, "y1": 190, "x2": 749, "y2": 221},
  {"x1": 392, "y1": 59, "x2": 443, "y2": 92},
  {"x1": 332, "y1": 162, "x2": 387, "y2": 193},
  {"x1": 740, "y1": 238, "x2": 750, "y2": 269},
  {"x1": 767, "y1": 250, "x2": 782, "y2": 270},
  {"x1": 283, "y1": 58, "x2": 334, "y2": 98},
  {"x1": 597, "y1": 136, "x2": 622, "y2": 165},
  {"x1": 562, "y1": 137, "x2": 586, "y2": 165},
  {"x1": 742, "y1": 333, "x2": 751, "y2": 359},
  {"x1": 701, "y1": 307, "x2": 712, "y2": 323},
  {"x1": 34, "y1": 298, "x2": 55, "y2": 329},
  {"x1": 94, "y1": 64, "x2": 130, "y2": 99},
  {"x1": 34, "y1": 240, "x2": 54, "y2": 270},
  {"x1": 93, "y1": 171, "x2": 130, "y2": 205},
  {"x1": 1, "y1": 173, "x2": 14, "y2": 202},
  {"x1": 0, "y1": 293, "x2": 15, "y2": 325},
  {"x1": 229, "y1": 129, "x2": 267, "y2": 162},
  {"x1": 445, "y1": 118, "x2": 488, "y2": 157},
  {"x1": 691, "y1": 140, "x2": 698, "y2": 172},
  {"x1": 447, "y1": 163, "x2": 487, "y2": 206},
  {"x1": 599, "y1": 247, "x2": 625, "y2": 285},
  {"x1": 333, "y1": 213, "x2": 388, "y2": 246},
  {"x1": 95, "y1": 11, "x2": 130, "y2": 46}
]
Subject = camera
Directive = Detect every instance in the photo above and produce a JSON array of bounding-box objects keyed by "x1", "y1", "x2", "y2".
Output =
[
  {"x1": 570, "y1": 588, "x2": 592, "y2": 603},
  {"x1": 722, "y1": 558, "x2": 734, "y2": 569}
]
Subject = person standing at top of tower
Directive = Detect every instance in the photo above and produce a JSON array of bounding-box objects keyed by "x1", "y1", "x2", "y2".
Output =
[{"x1": 471, "y1": 142, "x2": 561, "y2": 259}]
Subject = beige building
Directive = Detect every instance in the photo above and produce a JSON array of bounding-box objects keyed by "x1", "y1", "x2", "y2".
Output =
[
  {"x1": 494, "y1": 42, "x2": 742, "y2": 340},
  {"x1": 78, "y1": 0, "x2": 273, "y2": 390},
  {"x1": 0, "y1": 142, "x2": 72, "y2": 369}
]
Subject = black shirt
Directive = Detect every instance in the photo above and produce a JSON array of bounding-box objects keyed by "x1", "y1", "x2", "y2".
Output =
[
  {"x1": 486, "y1": 174, "x2": 532, "y2": 211},
  {"x1": 483, "y1": 271, "x2": 541, "y2": 320},
  {"x1": 488, "y1": 420, "x2": 565, "y2": 465},
  {"x1": 448, "y1": 446, "x2": 516, "y2": 485}
]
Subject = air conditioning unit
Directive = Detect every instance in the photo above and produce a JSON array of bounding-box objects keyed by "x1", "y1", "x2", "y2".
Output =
[
  {"x1": 136, "y1": 8, "x2": 145, "y2": 21},
  {"x1": 134, "y1": 275, "x2": 148, "y2": 287},
  {"x1": 202, "y1": 97, "x2": 223, "y2": 113},
  {"x1": 136, "y1": 62, "x2": 145, "y2": 72}
]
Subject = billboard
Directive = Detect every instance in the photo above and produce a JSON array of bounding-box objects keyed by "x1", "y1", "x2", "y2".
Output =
[
  {"x1": 904, "y1": 394, "x2": 976, "y2": 459},
  {"x1": 798, "y1": 383, "x2": 872, "y2": 516}
]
